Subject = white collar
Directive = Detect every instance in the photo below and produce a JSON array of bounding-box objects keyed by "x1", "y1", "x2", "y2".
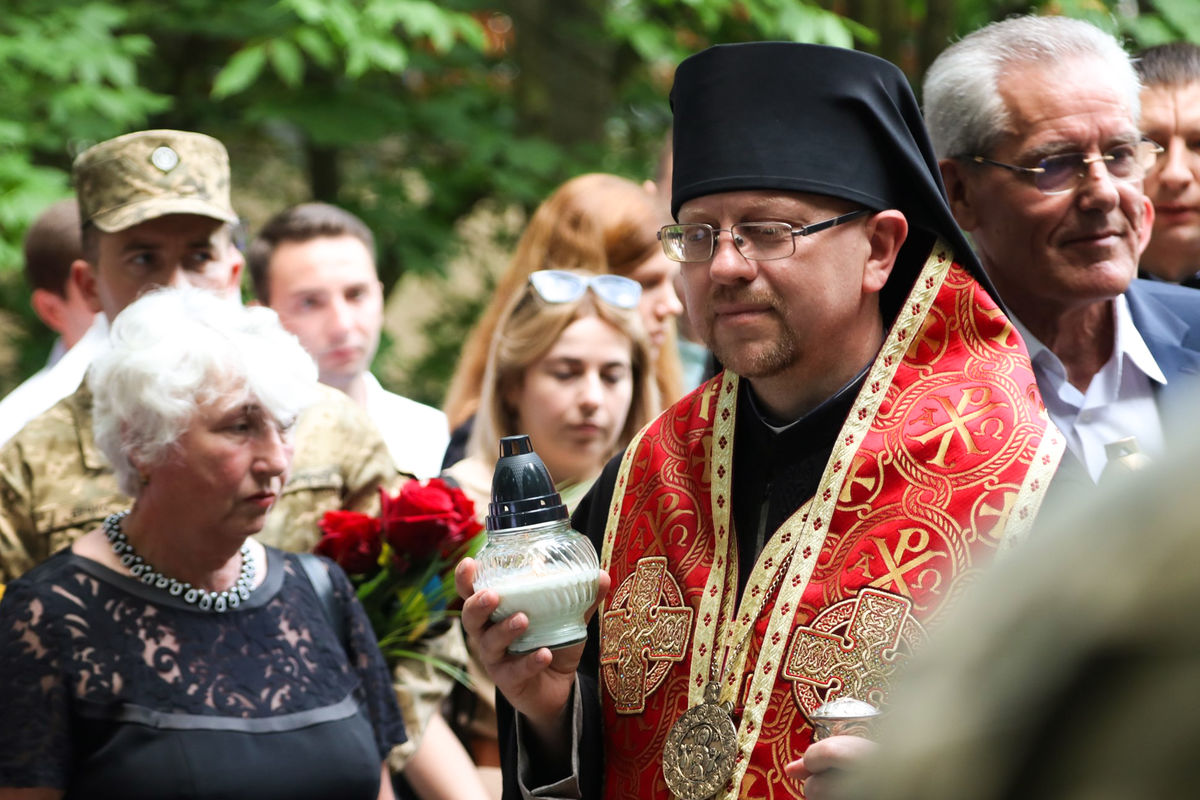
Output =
[
  {"x1": 359, "y1": 370, "x2": 384, "y2": 402},
  {"x1": 1011, "y1": 294, "x2": 1166, "y2": 396}
]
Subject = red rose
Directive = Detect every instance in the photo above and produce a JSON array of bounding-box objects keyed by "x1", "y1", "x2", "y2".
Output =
[
  {"x1": 315, "y1": 510, "x2": 382, "y2": 575},
  {"x1": 380, "y1": 479, "x2": 483, "y2": 568},
  {"x1": 440, "y1": 482, "x2": 484, "y2": 559}
]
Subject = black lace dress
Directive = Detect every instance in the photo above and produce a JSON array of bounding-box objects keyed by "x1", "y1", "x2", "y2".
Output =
[{"x1": 0, "y1": 547, "x2": 406, "y2": 799}]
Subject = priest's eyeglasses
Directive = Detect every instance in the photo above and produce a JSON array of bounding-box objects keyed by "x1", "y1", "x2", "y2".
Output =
[
  {"x1": 657, "y1": 209, "x2": 870, "y2": 263},
  {"x1": 528, "y1": 269, "x2": 642, "y2": 309},
  {"x1": 968, "y1": 138, "x2": 1164, "y2": 195}
]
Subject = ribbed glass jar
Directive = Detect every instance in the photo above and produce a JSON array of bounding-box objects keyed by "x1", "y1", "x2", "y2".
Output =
[{"x1": 473, "y1": 517, "x2": 599, "y2": 654}]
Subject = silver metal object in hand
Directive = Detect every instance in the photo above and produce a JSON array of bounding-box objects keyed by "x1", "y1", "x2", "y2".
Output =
[{"x1": 809, "y1": 696, "x2": 881, "y2": 741}]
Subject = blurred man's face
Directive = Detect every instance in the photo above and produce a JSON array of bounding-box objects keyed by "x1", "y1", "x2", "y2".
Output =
[
  {"x1": 83, "y1": 214, "x2": 242, "y2": 321},
  {"x1": 1139, "y1": 81, "x2": 1200, "y2": 282},
  {"x1": 266, "y1": 235, "x2": 383, "y2": 391}
]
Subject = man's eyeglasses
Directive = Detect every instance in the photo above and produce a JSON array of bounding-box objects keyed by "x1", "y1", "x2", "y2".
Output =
[
  {"x1": 657, "y1": 209, "x2": 870, "y2": 263},
  {"x1": 528, "y1": 270, "x2": 642, "y2": 309},
  {"x1": 967, "y1": 138, "x2": 1164, "y2": 195}
]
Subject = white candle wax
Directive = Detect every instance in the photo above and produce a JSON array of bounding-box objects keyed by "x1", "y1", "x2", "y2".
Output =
[{"x1": 486, "y1": 568, "x2": 600, "y2": 653}]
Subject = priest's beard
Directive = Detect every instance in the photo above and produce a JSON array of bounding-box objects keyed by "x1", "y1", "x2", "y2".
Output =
[{"x1": 708, "y1": 324, "x2": 798, "y2": 379}]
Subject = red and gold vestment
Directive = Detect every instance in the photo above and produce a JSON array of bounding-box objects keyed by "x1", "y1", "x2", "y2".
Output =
[{"x1": 597, "y1": 244, "x2": 1063, "y2": 799}]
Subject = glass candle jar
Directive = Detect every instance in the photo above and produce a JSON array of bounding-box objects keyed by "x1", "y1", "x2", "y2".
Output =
[{"x1": 472, "y1": 435, "x2": 600, "y2": 653}]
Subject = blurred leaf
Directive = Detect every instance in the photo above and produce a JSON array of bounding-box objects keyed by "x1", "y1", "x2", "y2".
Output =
[
  {"x1": 287, "y1": 0, "x2": 328, "y2": 25},
  {"x1": 269, "y1": 38, "x2": 305, "y2": 87},
  {"x1": 1153, "y1": 0, "x2": 1200, "y2": 40},
  {"x1": 293, "y1": 26, "x2": 336, "y2": 67},
  {"x1": 1120, "y1": 14, "x2": 1180, "y2": 47},
  {"x1": 212, "y1": 43, "x2": 268, "y2": 98},
  {"x1": 360, "y1": 38, "x2": 408, "y2": 72}
]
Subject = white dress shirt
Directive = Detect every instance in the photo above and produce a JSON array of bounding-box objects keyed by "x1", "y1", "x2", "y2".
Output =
[
  {"x1": 0, "y1": 314, "x2": 107, "y2": 447},
  {"x1": 361, "y1": 372, "x2": 450, "y2": 479},
  {"x1": 1013, "y1": 294, "x2": 1165, "y2": 483},
  {"x1": 44, "y1": 337, "x2": 68, "y2": 369}
]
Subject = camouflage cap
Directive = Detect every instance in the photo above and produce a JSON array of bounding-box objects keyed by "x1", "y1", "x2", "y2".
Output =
[{"x1": 72, "y1": 129, "x2": 238, "y2": 233}]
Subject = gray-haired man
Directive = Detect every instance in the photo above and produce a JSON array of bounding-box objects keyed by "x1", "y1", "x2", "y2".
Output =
[{"x1": 926, "y1": 15, "x2": 1200, "y2": 487}]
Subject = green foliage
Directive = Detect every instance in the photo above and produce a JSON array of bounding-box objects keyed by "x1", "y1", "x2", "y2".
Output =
[
  {"x1": 1044, "y1": 0, "x2": 1200, "y2": 50},
  {"x1": 6, "y1": 0, "x2": 1194, "y2": 406},
  {"x1": 1139, "y1": 0, "x2": 1200, "y2": 44},
  {"x1": 0, "y1": 1, "x2": 169, "y2": 264},
  {"x1": 210, "y1": 0, "x2": 486, "y2": 94},
  {"x1": 1122, "y1": 14, "x2": 1182, "y2": 47},
  {"x1": 212, "y1": 44, "x2": 270, "y2": 99},
  {"x1": 605, "y1": 0, "x2": 865, "y2": 65},
  {"x1": 949, "y1": 0, "x2": 1200, "y2": 50}
]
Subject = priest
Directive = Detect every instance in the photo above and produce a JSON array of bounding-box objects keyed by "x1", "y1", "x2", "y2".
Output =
[{"x1": 457, "y1": 42, "x2": 1063, "y2": 800}]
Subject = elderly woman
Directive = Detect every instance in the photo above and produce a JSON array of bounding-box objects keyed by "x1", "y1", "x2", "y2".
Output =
[{"x1": 0, "y1": 288, "x2": 405, "y2": 800}]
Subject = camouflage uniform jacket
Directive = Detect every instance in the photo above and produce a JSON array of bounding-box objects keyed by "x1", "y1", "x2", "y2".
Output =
[{"x1": 0, "y1": 378, "x2": 461, "y2": 760}]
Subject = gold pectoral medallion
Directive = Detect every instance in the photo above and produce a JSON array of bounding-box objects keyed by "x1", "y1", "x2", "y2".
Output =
[{"x1": 662, "y1": 681, "x2": 737, "y2": 800}]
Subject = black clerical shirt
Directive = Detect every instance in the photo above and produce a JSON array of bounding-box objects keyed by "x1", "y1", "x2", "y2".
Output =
[
  {"x1": 574, "y1": 370, "x2": 867, "y2": 596},
  {"x1": 729, "y1": 372, "x2": 866, "y2": 594}
]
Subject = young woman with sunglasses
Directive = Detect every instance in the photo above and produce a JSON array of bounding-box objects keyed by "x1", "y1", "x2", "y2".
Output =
[
  {"x1": 445, "y1": 269, "x2": 658, "y2": 512},
  {"x1": 441, "y1": 174, "x2": 685, "y2": 469},
  {"x1": 440, "y1": 270, "x2": 659, "y2": 794}
]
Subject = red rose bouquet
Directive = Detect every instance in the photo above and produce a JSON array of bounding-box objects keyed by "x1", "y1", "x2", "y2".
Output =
[{"x1": 315, "y1": 478, "x2": 485, "y2": 678}]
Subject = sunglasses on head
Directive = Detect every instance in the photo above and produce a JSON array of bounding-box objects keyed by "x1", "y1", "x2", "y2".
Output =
[{"x1": 527, "y1": 270, "x2": 642, "y2": 310}]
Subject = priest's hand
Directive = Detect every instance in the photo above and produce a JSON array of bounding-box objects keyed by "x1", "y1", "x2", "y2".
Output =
[
  {"x1": 784, "y1": 735, "x2": 876, "y2": 800},
  {"x1": 455, "y1": 557, "x2": 611, "y2": 749}
]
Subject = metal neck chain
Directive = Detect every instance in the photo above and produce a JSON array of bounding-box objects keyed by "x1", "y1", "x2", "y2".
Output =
[{"x1": 103, "y1": 511, "x2": 256, "y2": 613}]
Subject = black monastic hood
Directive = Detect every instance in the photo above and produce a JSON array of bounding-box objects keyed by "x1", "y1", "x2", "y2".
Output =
[{"x1": 669, "y1": 42, "x2": 994, "y2": 313}]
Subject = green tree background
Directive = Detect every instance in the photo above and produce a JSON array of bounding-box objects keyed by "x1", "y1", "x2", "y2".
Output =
[{"x1": 1, "y1": 0, "x2": 1196, "y2": 407}]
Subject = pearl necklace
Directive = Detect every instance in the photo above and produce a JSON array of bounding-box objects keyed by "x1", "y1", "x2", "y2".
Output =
[{"x1": 103, "y1": 511, "x2": 256, "y2": 613}]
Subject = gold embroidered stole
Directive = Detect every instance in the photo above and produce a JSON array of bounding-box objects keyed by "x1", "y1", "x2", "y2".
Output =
[{"x1": 598, "y1": 242, "x2": 1063, "y2": 799}]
